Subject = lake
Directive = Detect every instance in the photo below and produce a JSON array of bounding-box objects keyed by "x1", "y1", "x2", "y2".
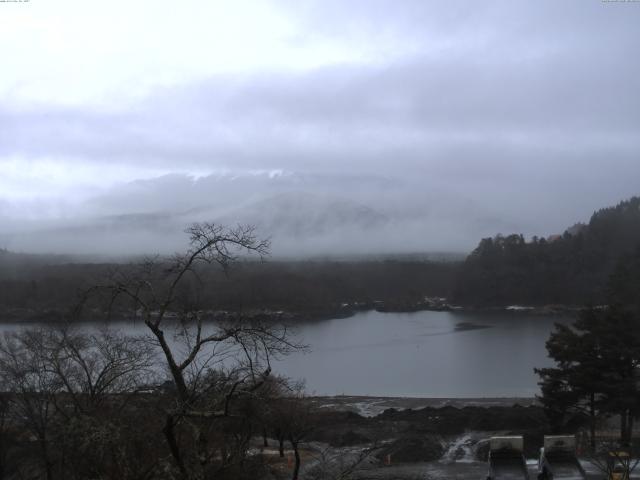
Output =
[
  {"x1": 0, "y1": 309, "x2": 572, "y2": 398},
  {"x1": 274, "y1": 310, "x2": 572, "y2": 397}
]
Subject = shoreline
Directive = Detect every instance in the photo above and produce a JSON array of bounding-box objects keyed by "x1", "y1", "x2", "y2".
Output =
[
  {"x1": 309, "y1": 395, "x2": 538, "y2": 417},
  {"x1": 0, "y1": 302, "x2": 581, "y2": 324}
]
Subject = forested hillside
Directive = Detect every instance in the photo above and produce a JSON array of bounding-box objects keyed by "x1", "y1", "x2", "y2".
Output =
[
  {"x1": 0, "y1": 252, "x2": 458, "y2": 320},
  {"x1": 454, "y1": 196, "x2": 640, "y2": 306},
  {"x1": 3, "y1": 196, "x2": 640, "y2": 317}
]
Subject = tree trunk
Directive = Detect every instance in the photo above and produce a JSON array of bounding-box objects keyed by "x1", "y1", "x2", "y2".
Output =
[
  {"x1": 621, "y1": 411, "x2": 629, "y2": 446},
  {"x1": 589, "y1": 393, "x2": 596, "y2": 450},
  {"x1": 621, "y1": 410, "x2": 634, "y2": 446},
  {"x1": 196, "y1": 425, "x2": 208, "y2": 469},
  {"x1": 0, "y1": 433, "x2": 5, "y2": 480},
  {"x1": 36, "y1": 433, "x2": 53, "y2": 480},
  {"x1": 290, "y1": 438, "x2": 300, "y2": 480},
  {"x1": 278, "y1": 436, "x2": 285, "y2": 458},
  {"x1": 44, "y1": 462, "x2": 53, "y2": 480},
  {"x1": 146, "y1": 322, "x2": 190, "y2": 402},
  {"x1": 262, "y1": 426, "x2": 268, "y2": 447},
  {"x1": 163, "y1": 414, "x2": 189, "y2": 479}
]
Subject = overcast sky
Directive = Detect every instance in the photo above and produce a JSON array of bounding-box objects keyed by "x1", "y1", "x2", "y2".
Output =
[{"x1": 1, "y1": 0, "x2": 639, "y2": 255}]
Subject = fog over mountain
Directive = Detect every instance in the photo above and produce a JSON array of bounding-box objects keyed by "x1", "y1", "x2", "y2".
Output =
[
  {"x1": 0, "y1": 170, "x2": 631, "y2": 257},
  {"x1": 1, "y1": 1, "x2": 639, "y2": 257},
  {"x1": 0, "y1": 171, "x2": 520, "y2": 256}
]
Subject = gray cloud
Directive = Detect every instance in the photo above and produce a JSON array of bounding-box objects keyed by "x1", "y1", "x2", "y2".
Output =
[{"x1": 2, "y1": 0, "x2": 640, "y2": 255}]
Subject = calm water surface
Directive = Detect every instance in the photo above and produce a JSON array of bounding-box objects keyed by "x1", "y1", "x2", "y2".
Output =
[
  {"x1": 1, "y1": 310, "x2": 571, "y2": 398},
  {"x1": 274, "y1": 310, "x2": 571, "y2": 397}
]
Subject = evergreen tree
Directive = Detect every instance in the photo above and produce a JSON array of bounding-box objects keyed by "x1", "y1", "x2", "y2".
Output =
[
  {"x1": 535, "y1": 308, "x2": 607, "y2": 448},
  {"x1": 536, "y1": 303, "x2": 640, "y2": 447},
  {"x1": 456, "y1": 196, "x2": 640, "y2": 306}
]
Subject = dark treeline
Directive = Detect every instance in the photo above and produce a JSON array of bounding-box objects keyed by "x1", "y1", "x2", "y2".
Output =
[
  {"x1": 3, "y1": 196, "x2": 640, "y2": 317},
  {"x1": 0, "y1": 254, "x2": 459, "y2": 320},
  {"x1": 454, "y1": 196, "x2": 640, "y2": 307}
]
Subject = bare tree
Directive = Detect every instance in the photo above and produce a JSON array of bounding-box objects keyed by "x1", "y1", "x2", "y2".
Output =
[
  {"x1": 0, "y1": 325, "x2": 162, "y2": 480},
  {"x1": 306, "y1": 443, "x2": 379, "y2": 480},
  {"x1": 266, "y1": 380, "x2": 315, "y2": 480},
  {"x1": 44, "y1": 326, "x2": 160, "y2": 480},
  {"x1": 0, "y1": 394, "x2": 9, "y2": 479},
  {"x1": 77, "y1": 223, "x2": 303, "y2": 480},
  {"x1": 587, "y1": 441, "x2": 640, "y2": 480},
  {"x1": 43, "y1": 326, "x2": 157, "y2": 414},
  {"x1": 0, "y1": 329, "x2": 61, "y2": 480}
]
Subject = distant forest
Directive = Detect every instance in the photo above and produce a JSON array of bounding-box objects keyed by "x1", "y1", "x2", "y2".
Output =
[
  {"x1": 454, "y1": 196, "x2": 640, "y2": 307},
  {"x1": 1, "y1": 196, "x2": 640, "y2": 319},
  {"x1": 0, "y1": 254, "x2": 457, "y2": 320}
]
